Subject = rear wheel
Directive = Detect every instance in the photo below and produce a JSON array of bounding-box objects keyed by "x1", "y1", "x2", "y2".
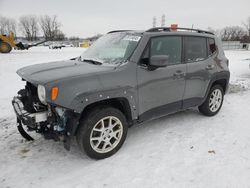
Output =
[
  {"x1": 0, "y1": 41, "x2": 12, "y2": 53},
  {"x1": 76, "y1": 106, "x2": 128, "y2": 159},
  {"x1": 198, "y1": 85, "x2": 224, "y2": 116}
]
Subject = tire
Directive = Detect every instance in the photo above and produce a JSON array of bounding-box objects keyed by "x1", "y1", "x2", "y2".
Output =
[
  {"x1": 0, "y1": 42, "x2": 12, "y2": 53},
  {"x1": 198, "y1": 85, "x2": 224, "y2": 116},
  {"x1": 76, "y1": 106, "x2": 128, "y2": 159}
]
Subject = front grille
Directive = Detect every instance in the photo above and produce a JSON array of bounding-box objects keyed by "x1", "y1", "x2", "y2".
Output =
[
  {"x1": 26, "y1": 82, "x2": 38, "y2": 97},
  {"x1": 18, "y1": 82, "x2": 42, "y2": 113}
]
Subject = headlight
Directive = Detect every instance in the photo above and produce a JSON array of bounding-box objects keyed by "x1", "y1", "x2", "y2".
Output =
[{"x1": 37, "y1": 85, "x2": 46, "y2": 104}]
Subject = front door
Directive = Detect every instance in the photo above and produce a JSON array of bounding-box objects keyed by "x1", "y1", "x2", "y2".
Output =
[{"x1": 137, "y1": 36, "x2": 186, "y2": 120}]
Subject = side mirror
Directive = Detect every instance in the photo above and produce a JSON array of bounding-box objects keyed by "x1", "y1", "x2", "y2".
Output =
[{"x1": 149, "y1": 55, "x2": 169, "y2": 68}]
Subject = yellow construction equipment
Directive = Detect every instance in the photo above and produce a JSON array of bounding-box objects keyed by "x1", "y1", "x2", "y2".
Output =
[
  {"x1": 0, "y1": 33, "x2": 47, "y2": 53},
  {"x1": 0, "y1": 33, "x2": 17, "y2": 53}
]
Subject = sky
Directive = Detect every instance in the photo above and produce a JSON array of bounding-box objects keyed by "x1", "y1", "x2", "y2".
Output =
[{"x1": 0, "y1": 0, "x2": 250, "y2": 38}]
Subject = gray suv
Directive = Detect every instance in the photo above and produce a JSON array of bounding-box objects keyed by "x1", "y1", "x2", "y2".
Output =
[{"x1": 12, "y1": 27, "x2": 230, "y2": 159}]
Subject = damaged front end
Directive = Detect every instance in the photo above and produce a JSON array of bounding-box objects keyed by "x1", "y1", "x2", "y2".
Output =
[{"x1": 12, "y1": 82, "x2": 80, "y2": 150}]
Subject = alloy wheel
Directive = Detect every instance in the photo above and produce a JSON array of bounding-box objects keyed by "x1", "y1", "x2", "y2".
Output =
[
  {"x1": 90, "y1": 116, "x2": 123, "y2": 153},
  {"x1": 209, "y1": 89, "x2": 222, "y2": 112}
]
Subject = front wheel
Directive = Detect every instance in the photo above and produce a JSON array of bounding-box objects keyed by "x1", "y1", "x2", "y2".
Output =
[
  {"x1": 76, "y1": 106, "x2": 128, "y2": 159},
  {"x1": 198, "y1": 85, "x2": 224, "y2": 116}
]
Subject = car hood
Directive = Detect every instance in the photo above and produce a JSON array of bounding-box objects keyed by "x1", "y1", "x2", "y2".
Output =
[{"x1": 17, "y1": 60, "x2": 115, "y2": 85}]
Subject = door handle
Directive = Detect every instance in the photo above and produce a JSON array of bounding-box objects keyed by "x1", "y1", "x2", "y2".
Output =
[
  {"x1": 206, "y1": 64, "x2": 215, "y2": 70},
  {"x1": 173, "y1": 70, "x2": 185, "y2": 79}
]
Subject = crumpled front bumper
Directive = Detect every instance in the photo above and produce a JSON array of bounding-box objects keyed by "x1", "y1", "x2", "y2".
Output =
[
  {"x1": 12, "y1": 96, "x2": 48, "y2": 127},
  {"x1": 12, "y1": 96, "x2": 80, "y2": 150}
]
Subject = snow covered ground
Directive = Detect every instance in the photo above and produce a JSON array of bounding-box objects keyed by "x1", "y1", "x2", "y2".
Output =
[{"x1": 0, "y1": 47, "x2": 250, "y2": 188}]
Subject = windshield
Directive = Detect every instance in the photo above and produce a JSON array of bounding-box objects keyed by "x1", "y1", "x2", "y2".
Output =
[{"x1": 80, "y1": 32, "x2": 141, "y2": 64}]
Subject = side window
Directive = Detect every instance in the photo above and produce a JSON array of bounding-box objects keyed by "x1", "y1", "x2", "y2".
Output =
[
  {"x1": 150, "y1": 36, "x2": 182, "y2": 65},
  {"x1": 184, "y1": 37, "x2": 207, "y2": 62},
  {"x1": 208, "y1": 38, "x2": 216, "y2": 55}
]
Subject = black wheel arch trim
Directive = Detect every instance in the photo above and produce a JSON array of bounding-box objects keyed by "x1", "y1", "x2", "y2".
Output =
[{"x1": 202, "y1": 71, "x2": 230, "y2": 104}]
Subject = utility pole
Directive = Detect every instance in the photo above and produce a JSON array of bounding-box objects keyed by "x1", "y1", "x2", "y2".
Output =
[
  {"x1": 161, "y1": 14, "x2": 166, "y2": 27},
  {"x1": 153, "y1": 16, "x2": 156, "y2": 28}
]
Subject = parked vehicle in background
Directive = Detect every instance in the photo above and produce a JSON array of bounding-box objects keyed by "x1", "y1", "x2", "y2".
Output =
[
  {"x1": 12, "y1": 27, "x2": 230, "y2": 159},
  {"x1": 63, "y1": 44, "x2": 74, "y2": 47},
  {"x1": 49, "y1": 43, "x2": 65, "y2": 49}
]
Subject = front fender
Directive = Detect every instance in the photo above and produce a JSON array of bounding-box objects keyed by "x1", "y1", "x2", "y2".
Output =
[{"x1": 70, "y1": 86, "x2": 138, "y2": 120}]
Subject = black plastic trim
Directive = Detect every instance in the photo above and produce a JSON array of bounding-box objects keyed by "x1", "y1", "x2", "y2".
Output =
[{"x1": 138, "y1": 101, "x2": 181, "y2": 122}]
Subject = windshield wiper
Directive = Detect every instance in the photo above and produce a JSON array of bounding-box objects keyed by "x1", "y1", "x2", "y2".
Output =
[{"x1": 81, "y1": 58, "x2": 102, "y2": 65}]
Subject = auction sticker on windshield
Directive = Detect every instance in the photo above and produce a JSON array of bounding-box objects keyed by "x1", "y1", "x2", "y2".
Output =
[{"x1": 122, "y1": 35, "x2": 141, "y2": 42}]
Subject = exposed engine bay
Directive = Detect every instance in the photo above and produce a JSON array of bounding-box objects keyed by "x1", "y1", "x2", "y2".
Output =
[{"x1": 12, "y1": 82, "x2": 79, "y2": 149}]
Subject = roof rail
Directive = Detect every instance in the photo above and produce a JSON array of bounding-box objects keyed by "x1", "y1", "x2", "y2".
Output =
[
  {"x1": 107, "y1": 30, "x2": 133, "y2": 34},
  {"x1": 146, "y1": 27, "x2": 214, "y2": 35}
]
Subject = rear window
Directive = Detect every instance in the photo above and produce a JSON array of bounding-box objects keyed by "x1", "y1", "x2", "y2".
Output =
[{"x1": 184, "y1": 37, "x2": 207, "y2": 62}]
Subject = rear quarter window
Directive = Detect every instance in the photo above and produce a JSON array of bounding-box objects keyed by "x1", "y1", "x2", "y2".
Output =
[{"x1": 208, "y1": 38, "x2": 217, "y2": 55}]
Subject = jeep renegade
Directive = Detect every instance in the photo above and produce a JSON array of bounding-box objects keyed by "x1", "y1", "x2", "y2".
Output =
[{"x1": 12, "y1": 27, "x2": 230, "y2": 159}]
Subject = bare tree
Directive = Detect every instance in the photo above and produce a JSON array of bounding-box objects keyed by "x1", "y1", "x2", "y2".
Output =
[
  {"x1": 69, "y1": 36, "x2": 80, "y2": 41},
  {"x1": 207, "y1": 27, "x2": 220, "y2": 36},
  {"x1": 243, "y1": 16, "x2": 250, "y2": 36},
  {"x1": 54, "y1": 30, "x2": 65, "y2": 41},
  {"x1": 220, "y1": 26, "x2": 246, "y2": 41},
  {"x1": 40, "y1": 15, "x2": 62, "y2": 40},
  {"x1": 19, "y1": 15, "x2": 39, "y2": 41},
  {"x1": 0, "y1": 16, "x2": 16, "y2": 35}
]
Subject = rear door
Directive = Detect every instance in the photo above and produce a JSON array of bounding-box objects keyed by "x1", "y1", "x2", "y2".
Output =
[
  {"x1": 137, "y1": 36, "x2": 186, "y2": 120},
  {"x1": 183, "y1": 36, "x2": 217, "y2": 108}
]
